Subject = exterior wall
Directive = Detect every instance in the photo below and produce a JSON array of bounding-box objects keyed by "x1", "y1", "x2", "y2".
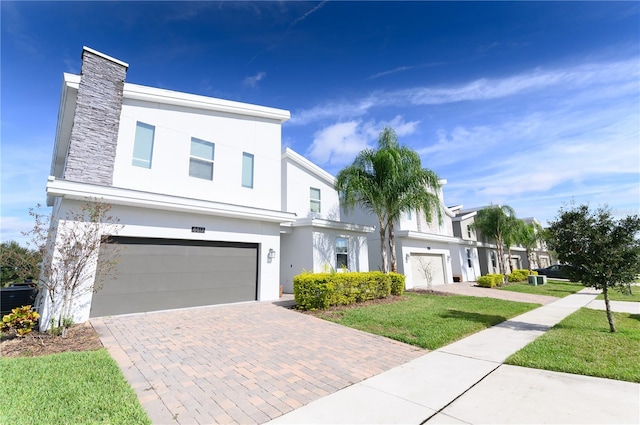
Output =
[
  {"x1": 39, "y1": 198, "x2": 282, "y2": 329},
  {"x1": 394, "y1": 238, "x2": 455, "y2": 289},
  {"x1": 112, "y1": 100, "x2": 283, "y2": 211},
  {"x1": 64, "y1": 49, "x2": 127, "y2": 185},
  {"x1": 453, "y1": 216, "x2": 477, "y2": 241},
  {"x1": 452, "y1": 245, "x2": 481, "y2": 282},
  {"x1": 280, "y1": 226, "x2": 370, "y2": 293},
  {"x1": 478, "y1": 246, "x2": 500, "y2": 276},
  {"x1": 281, "y1": 157, "x2": 340, "y2": 220}
]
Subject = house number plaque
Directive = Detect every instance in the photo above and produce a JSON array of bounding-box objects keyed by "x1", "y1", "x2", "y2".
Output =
[{"x1": 191, "y1": 227, "x2": 205, "y2": 233}]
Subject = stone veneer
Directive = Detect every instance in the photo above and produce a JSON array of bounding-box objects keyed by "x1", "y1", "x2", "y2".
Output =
[{"x1": 63, "y1": 48, "x2": 128, "y2": 186}]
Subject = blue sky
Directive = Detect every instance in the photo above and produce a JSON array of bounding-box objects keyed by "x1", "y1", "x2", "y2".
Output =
[{"x1": 2, "y1": 1, "x2": 639, "y2": 245}]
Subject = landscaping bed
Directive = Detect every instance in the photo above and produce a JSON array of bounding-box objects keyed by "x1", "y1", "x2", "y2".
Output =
[{"x1": 1, "y1": 322, "x2": 103, "y2": 358}]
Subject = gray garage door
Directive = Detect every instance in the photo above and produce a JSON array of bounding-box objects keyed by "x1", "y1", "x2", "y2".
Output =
[
  {"x1": 410, "y1": 253, "x2": 446, "y2": 287},
  {"x1": 90, "y1": 237, "x2": 258, "y2": 317}
]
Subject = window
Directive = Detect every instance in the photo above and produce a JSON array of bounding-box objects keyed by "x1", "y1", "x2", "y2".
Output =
[
  {"x1": 466, "y1": 248, "x2": 473, "y2": 268},
  {"x1": 242, "y1": 152, "x2": 254, "y2": 188},
  {"x1": 336, "y1": 237, "x2": 348, "y2": 270},
  {"x1": 189, "y1": 138, "x2": 215, "y2": 180},
  {"x1": 490, "y1": 251, "x2": 497, "y2": 268},
  {"x1": 467, "y1": 225, "x2": 472, "y2": 239},
  {"x1": 132, "y1": 122, "x2": 155, "y2": 168},
  {"x1": 310, "y1": 187, "x2": 321, "y2": 213},
  {"x1": 406, "y1": 210, "x2": 412, "y2": 220}
]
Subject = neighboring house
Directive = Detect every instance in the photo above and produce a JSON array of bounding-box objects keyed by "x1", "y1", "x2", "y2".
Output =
[
  {"x1": 41, "y1": 47, "x2": 296, "y2": 326},
  {"x1": 450, "y1": 207, "x2": 482, "y2": 282},
  {"x1": 279, "y1": 149, "x2": 373, "y2": 293},
  {"x1": 452, "y1": 206, "x2": 551, "y2": 276},
  {"x1": 342, "y1": 180, "x2": 458, "y2": 289}
]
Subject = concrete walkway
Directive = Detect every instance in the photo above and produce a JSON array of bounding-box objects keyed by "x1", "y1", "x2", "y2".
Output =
[{"x1": 269, "y1": 288, "x2": 640, "y2": 424}]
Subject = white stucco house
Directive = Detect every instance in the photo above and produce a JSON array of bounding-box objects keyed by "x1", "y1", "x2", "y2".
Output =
[{"x1": 41, "y1": 47, "x2": 301, "y2": 326}]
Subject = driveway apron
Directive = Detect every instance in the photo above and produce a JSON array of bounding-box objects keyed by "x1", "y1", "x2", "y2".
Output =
[{"x1": 91, "y1": 301, "x2": 425, "y2": 424}]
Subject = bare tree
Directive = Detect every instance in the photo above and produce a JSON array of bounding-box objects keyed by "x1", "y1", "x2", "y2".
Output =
[
  {"x1": 417, "y1": 257, "x2": 435, "y2": 289},
  {"x1": 24, "y1": 201, "x2": 122, "y2": 333}
]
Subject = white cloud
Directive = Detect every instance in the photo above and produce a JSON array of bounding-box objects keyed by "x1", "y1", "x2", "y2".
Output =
[
  {"x1": 305, "y1": 116, "x2": 420, "y2": 169},
  {"x1": 290, "y1": 1, "x2": 327, "y2": 27},
  {"x1": 289, "y1": 59, "x2": 639, "y2": 125},
  {"x1": 242, "y1": 71, "x2": 266, "y2": 88}
]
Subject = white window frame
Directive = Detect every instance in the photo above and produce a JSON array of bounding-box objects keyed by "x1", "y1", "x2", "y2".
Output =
[
  {"x1": 242, "y1": 152, "x2": 254, "y2": 188},
  {"x1": 131, "y1": 121, "x2": 155, "y2": 169},
  {"x1": 189, "y1": 137, "x2": 215, "y2": 180},
  {"x1": 336, "y1": 236, "x2": 348, "y2": 271},
  {"x1": 310, "y1": 187, "x2": 321, "y2": 214}
]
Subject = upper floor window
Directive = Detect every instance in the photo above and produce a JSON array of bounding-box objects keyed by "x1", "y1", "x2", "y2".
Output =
[
  {"x1": 467, "y1": 225, "x2": 472, "y2": 239},
  {"x1": 132, "y1": 122, "x2": 155, "y2": 168},
  {"x1": 336, "y1": 237, "x2": 348, "y2": 270},
  {"x1": 310, "y1": 187, "x2": 321, "y2": 213},
  {"x1": 406, "y1": 210, "x2": 412, "y2": 220},
  {"x1": 242, "y1": 152, "x2": 254, "y2": 188},
  {"x1": 189, "y1": 138, "x2": 215, "y2": 180}
]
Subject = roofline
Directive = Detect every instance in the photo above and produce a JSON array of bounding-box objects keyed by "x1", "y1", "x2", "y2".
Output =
[
  {"x1": 282, "y1": 147, "x2": 335, "y2": 186},
  {"x1": 83, "y1": 46, "x2": 129, "y2": 68}
]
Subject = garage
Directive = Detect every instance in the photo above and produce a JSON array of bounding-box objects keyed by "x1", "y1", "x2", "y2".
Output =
[
  {"x1": 90, "y1": 237, "x2": 258, "y2": 317},
  {"x1": 410, "y1": 253, "x2": 446, "y2": 287}
]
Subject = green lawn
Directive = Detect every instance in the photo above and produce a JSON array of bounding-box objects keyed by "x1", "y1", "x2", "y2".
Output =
[
  {"x1": 505, "y1": 308, "x2": 640, "y2": 383},
  {"x1": 499, "y1": 279, "x2": 584, "y2": 298},
  {"x1": 596, "y1": 289, "x2": 640, "y2": 302},
  {"x1": 0, "y1": 349, "x2": 150, "y2": 425},
  {"x1": 315, "y1": 292, "x2": 539, "y2": 350}
]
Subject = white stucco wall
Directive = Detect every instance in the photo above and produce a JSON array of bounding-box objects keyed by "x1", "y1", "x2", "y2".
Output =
[
  {"x1": 281, "y1": 156, "x2": 340, "y2": 220},
  {"x1": 39, "y1": 198, "x2": 282, "y2": 329},
  {"x1": 112, "y1": 99, "x2": 283, "y2": 211}
]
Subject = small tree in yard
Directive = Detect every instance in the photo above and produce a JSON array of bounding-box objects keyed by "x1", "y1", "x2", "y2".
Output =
[
  {"x1": 546, "y1": 204, "x2": 640, "y2": 333},
  {"x1": 24, "y1": 201, "x2": 122, "y2": 334}
]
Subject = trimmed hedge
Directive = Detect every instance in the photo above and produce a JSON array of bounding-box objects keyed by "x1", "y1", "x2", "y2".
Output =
[
  {"x1": 477, "y1": 274, "x2": 504, "y2": 288},
  {"x1": 508, "y1": 269, "x2": 539, "y2": 282},
  {"x1": 294, "y1": 271, "x2": 402, "y2": 310}
]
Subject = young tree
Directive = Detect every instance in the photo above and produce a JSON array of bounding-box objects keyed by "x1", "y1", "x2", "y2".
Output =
[
  {"x1": 24, "y1": 201, "x2": 122, "y2": 332},
  {"x1": 335, "y1": 127, "x2": 441, "y2": 273},
  {"x1": 546, "y1": 204, "x2": 640, "y2": 332},
  {"x1": 515, "y1": 220, "x2": 544, "y2": 271},
  {"x1": 472, "y1": 205, "x2": 517, "y2": 279},
  {"x1": 0, "y1": 241, "x2": 41, "y2": 285}
]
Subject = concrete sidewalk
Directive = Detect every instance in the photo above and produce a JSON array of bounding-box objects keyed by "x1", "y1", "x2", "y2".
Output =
[{"x1": 269, "y1": 288, "x2": 640, "y2": 424}]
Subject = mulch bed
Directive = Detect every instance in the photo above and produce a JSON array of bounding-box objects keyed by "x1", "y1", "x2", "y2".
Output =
[{"x1": 0, "y1": 323, "x2": 103, "y2": 358}]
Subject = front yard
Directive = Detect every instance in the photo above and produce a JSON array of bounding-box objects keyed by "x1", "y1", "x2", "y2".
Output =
[
  {"x1": 506, "y1": 307, "x2": 640, "y2": 383},
  {"x1": 0, "y1": 349, "x2": 151, "y2": 425},
  {"x1": 310, "y1": 291, "x2": 540, "y2": 350},
  {"x1": 498, "y1": 279, "x2": 584, "y2": 297}
]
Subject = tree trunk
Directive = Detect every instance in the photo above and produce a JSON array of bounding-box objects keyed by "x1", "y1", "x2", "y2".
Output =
[
  {"x1": 378, "y1": 219, "x2": 388, "y2": 273},
  {"x1": 389, "y1": 221, "x2": 397, "y2": 273},
  {"x1": 602, "y1": 285, "x2": 616, "y2": 333}
]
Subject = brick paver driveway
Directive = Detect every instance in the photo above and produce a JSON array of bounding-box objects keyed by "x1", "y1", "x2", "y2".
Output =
[{"x1": 92, "y1": 300, "x2": 425, "y2": 424}]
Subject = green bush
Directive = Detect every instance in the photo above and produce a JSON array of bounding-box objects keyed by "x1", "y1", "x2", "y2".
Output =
[
  {"x1": 1, "y1": 305, "x2": 40, "y2": 337},
  {"x1": 389, "y1": 272, "x2": 405, "y2": 296},
  {"x1": 508, "y1": 269, "x2": 530, "y2": 282},
  {"x1": 294, "y1": 271, "x2": 394, "y2": 310},
  {"x1": 477, "y1": 274, "x2": 504, "y2": 288}
]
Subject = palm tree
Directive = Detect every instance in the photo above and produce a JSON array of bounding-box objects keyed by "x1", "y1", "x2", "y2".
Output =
[
  {"x1": 515, "y1": 220, "x2": 544, "y2": 271},
  {"x1": 335, "y1": 127, "x2": 441, "y2": 273},
  {"x1": 472, "y1": 205, "x2": 517, "y2": 278}
]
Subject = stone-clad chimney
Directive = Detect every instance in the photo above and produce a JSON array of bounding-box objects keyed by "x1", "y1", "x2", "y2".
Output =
[{"x1": 63, "y1": 47, "x2": 128, "y2": 185}]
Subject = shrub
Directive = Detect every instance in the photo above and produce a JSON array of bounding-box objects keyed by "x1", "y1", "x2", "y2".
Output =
[
  {"x1": 294, "y1": 271, "x2": 394, "y2": 310},
  {"x1": 477, "y1": 274, "x2": 504, "y2": 288},
  {"x1": 1, "y1": 305, "x2": 40, "y2": 337},
  {"x1": 388, "y1": 272, "x2": 405, "y2": 296},
  {"x1": 508, "y1": 269, "x2": 531, "y2": 282}
]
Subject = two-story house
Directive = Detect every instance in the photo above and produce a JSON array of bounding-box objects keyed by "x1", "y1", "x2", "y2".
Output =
[
  {"x1": 341, "y1": 180, "x2": 459, "y2": 289},
  {"x1": 42, "y1": 47, "x2": 297, "y2": 325},
  {"x1": 279, "y1": 149, "x2": 374, "y2": 293}
]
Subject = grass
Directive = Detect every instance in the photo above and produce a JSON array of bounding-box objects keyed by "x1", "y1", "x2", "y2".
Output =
[
  {"x1": 0, "y1": 349, "x2": 150, "y2": 425},
  {"x1": 315, "y1": 292, "x2": 539, "y2": 350},
  {"x1": 596, "y1": 289, "x2": 640, "y2": 302},
  {"x1": 506, "y1": 308, "x2": 640, "y2": 383},
  {"x1": 498, "y1": 279, "x2": 584, "y2": 298}
]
